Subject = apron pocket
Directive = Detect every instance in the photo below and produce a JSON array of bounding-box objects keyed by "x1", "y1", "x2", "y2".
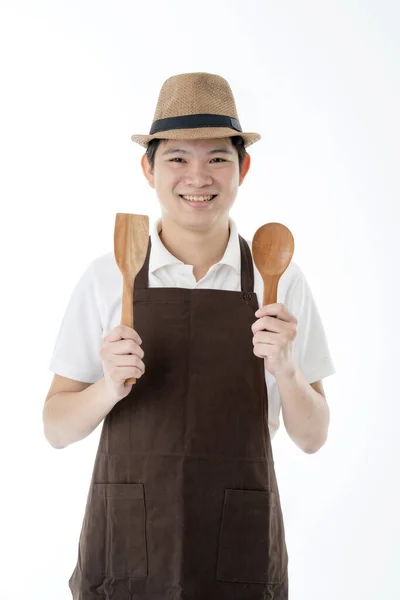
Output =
[
  {"x1": 82, "y1": 482, "x2": 148, "y2": 579},
  {"x1": 216, "y1": 488, "x2": 286, "y2": 585}
]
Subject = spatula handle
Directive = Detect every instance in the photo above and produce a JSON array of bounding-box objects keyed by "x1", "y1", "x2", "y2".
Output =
[{"x1": 120, "y1": 278, "x2": 136, "y2": 385}]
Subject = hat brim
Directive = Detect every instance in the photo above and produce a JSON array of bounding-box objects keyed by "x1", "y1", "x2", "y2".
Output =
[{"x1": 131, "y1": 127, "x2": 261, "y2": 149}]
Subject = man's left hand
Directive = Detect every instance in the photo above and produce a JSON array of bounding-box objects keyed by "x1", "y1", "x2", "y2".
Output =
[{"x1": 251, "y1": 303, "x2": 298, "y2": 378}]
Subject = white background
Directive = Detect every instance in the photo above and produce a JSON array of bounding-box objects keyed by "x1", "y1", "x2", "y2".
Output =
[{"x1": 0, "y1": 1, "x2": 398, "y2": 598}]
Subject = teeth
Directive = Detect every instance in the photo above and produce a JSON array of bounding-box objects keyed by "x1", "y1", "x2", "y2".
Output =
[{"x1": 182, "y1": 195, "x2": 215, "y2": 202}]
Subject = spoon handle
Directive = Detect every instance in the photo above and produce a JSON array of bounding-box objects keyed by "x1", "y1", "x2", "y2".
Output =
[
  {"x1": 120, "y1": 278, "x2": 136, "y2": 385},
  {"x1": 262, "y1": 274, "x2": 280, "y2": 307}
]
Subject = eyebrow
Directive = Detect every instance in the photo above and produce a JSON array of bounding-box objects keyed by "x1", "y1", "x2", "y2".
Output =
[{"x1": 161, "y1": 147, "x2": 234, "y2": 156}]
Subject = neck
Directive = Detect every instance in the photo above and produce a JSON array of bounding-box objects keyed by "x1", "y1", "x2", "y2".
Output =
[{"x1": 158, "y1": 217, "x2": 230, "y2": 280}]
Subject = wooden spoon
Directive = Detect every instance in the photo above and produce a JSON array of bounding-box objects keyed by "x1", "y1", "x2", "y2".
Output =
[
  {"x1": 252, "y1": 223, "x2": 295, "y2": 307},
  {"x1": 114, "y1": 213, "x2": 149, "y2": 384}
]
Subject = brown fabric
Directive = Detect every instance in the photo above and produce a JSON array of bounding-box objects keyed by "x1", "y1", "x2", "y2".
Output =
[{"x1": 68, "y1": 235, "x2": 289, "y2": 599}]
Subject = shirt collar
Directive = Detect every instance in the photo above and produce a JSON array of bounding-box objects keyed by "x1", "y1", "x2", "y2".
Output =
[{"x1": 149, "y1": 218, "x2": 241, "y2": 274}]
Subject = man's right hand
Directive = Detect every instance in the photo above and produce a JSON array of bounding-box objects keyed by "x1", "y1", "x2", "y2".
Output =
[{"x1": 100, "y1": 325, "x2": 145, "y2": 403}]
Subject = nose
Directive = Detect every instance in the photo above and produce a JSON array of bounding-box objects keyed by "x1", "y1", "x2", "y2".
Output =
[{"x1": 182, "y1": 162, "x2": 213, "y2": 187}]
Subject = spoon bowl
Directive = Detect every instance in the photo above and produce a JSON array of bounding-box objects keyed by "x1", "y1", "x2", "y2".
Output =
[{"x1": 252, "y1": 222, "x2": 295, "y2": 307}]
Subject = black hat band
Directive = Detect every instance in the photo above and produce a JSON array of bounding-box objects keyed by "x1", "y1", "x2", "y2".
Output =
[{"x1": 149, "y1": 114, "x2": 242, "y2": 135}]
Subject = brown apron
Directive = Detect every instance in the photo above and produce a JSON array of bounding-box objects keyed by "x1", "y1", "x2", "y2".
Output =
[{"x1": 69, "y1": 235, "x2": 289, "y2": 599}]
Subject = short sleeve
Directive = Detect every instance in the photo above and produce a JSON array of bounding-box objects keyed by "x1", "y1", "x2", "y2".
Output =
[
  {"x1": 285, "y1": 271, "x2": 335, "y2": 384},
  {"x1": 48, "y1": 261, "x2": 105, "y2": 383}
]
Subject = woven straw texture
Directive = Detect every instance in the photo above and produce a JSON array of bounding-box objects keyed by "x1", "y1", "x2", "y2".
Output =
[{"x1": 131, "y1": 72, "x2": 261, "y2": 148}]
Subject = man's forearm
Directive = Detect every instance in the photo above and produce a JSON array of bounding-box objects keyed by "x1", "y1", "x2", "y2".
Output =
[
  {"x1": 275, "y1": 366, "x2": 330, "y2": 453},
  {"x1": 43, "y1": 378, "x2": 118, "y2": 449}
]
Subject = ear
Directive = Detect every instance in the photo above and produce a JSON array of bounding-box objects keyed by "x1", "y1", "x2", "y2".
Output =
[
  {"x1": 141, "y1": 153, "x2": 155, "y2": 189},
  {"x1": 239, "y1": 152, "x2": 251, "y2": 186}
]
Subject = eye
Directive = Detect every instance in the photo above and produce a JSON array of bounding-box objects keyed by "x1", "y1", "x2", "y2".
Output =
[{"x1": 168, "y1": 158, "x2": 227, "y2": 163}]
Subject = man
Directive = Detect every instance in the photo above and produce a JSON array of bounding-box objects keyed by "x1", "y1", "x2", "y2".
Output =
[{"x1": 43, "y1": 72, "x2": 335, "y2": 599}]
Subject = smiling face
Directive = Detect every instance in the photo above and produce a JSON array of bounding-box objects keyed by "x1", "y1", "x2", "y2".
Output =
[{"x1": 141, "y1": 137, "x2": 251, "y2": 233}]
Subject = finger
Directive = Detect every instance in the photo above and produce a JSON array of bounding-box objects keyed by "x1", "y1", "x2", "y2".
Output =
[
  {"x1": 253, "y1": 331, "x2": 276, "y2": 346},
  {"x1": 253, "y1": 343, "x2": 274, "y2": 359},
  {"x1": 252, "y1": 316, "x2": 288, "y2": 334},
  {"x1": 255, "y1": 303, "x2": 297, "y2": 324},
  {"x1": 109, "y1": 354, "x2": 145, "y2": 373},
  {"x1": 109, "y1": 365, "x2": 144, "y2": 382},
  {"x1": 108, "y1": 339, "x2": 145, "y2": 359},
  {"x1": 104, "y1": 325, "x2": 142, "y2": 345}
]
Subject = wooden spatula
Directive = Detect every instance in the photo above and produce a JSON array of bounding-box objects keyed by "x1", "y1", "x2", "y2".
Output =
[
  {"x1": 114, "y1": 213, "x2": 149, "y2": 385},
  {"x1": 252, "y1": 222, "x2": 295, "y2": 307}
]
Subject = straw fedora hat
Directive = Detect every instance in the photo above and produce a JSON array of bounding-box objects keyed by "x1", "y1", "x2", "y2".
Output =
[{"x1": 131, "y1": 72, "x2": 261, "y2": 149}]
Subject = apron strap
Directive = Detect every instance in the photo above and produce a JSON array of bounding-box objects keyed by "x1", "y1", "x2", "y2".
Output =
[
  {"x1": 134, "y1": 236, "x2": 152, "y2": 290},
  {"x1": 238, "y1": 235, "x2": 255, "y2": 293}
]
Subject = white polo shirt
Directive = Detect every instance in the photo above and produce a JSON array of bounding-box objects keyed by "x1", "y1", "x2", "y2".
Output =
[{"x1": 48, "y1": 218, "x2": 335, "y2": 439}]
